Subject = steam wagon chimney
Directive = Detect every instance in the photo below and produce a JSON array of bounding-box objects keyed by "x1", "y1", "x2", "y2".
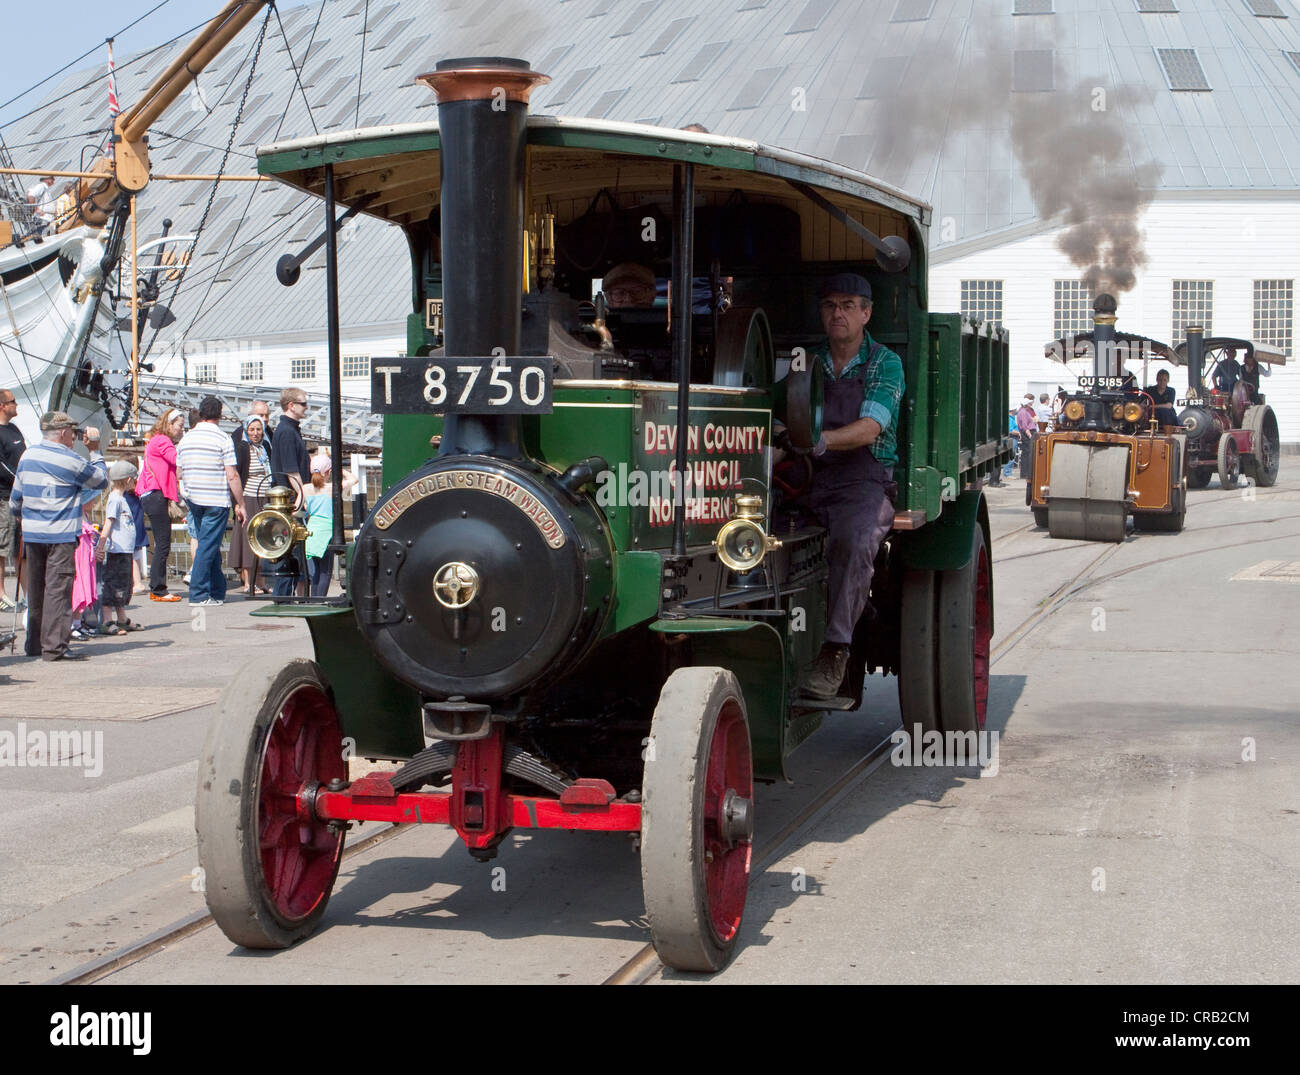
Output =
[
  {"x1": 418, "y1": 57, "x2": 549, "y2": 457},
  {"x1": 1091, "y1": 292, "x2": 1118, "y2": 379},
  {"x1": 1184, "y1": 324, "x2": 1206, "y2": 394}
]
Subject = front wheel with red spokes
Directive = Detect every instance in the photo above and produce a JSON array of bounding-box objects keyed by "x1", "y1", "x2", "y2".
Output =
[
  {"x1": 642, "y1": 667, "x2": 753, "y2": 973},
  {"x1": 197, "y1": 658, "x2": 346, "y2": 949}
]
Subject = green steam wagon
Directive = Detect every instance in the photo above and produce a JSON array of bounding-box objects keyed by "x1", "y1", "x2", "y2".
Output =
[{"x1": 196, "y1": 58, "x2": 1012, "y2": 973}]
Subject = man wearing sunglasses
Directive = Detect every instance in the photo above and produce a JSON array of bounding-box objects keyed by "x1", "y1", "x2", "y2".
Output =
[{"x1": 269, "y1": 388, "x2": 312, "y2": 596}]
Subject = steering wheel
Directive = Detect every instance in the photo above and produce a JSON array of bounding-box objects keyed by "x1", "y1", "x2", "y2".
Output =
[{"x1": 773, "y1": 453, "x2": 814, "y2": 499}]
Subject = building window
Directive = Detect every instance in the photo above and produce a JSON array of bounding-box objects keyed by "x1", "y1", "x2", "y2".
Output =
[
  {"x1": 1171, "y1": 280, "x2": 1213, "y2": 343},
  {"x1": 1053, "y1": 280, "x2": 1094, "y2": 338},
  {"x1": 1253, "y1": 279, "x2": 1293, "y2": 354},
  {"x1": 342, "y1": 354, "x2": 370, "y2": 378},
  {"x1": 290, "y1": 356, "x2": 317, "y2": 381},
  {"x1": 240, "y1": 360, "x2": 265, "y2": 382},
  {"x1": 193, "y1": 361, "x2": 217, "y2": 384},
  {"x1": 960, "y1": 280, "x2": 1003, "y2": 327},
  {"x1": 1156, "y1": 48, "x2": 1211, "y2": 91},
  {"x1": 1013, "y1": 49, "x2": 1054, "y2": 92},
  {"x1": 890, "y1": 0, "x2": 935, "y2": 21}
]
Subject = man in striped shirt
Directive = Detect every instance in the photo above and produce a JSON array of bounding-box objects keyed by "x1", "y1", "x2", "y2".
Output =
[
  {"x1": 8, "y1": 411, "x2": 108, "y2": 660},
  {"x1": 176, "y1": 396, "x2": 246, "y2": 606}
]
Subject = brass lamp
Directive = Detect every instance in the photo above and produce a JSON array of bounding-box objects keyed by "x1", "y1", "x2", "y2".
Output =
[
  {"x1": 247, "y1": 485, "x2": 310, "y2": 562},
  {"x1": 714, "y1": 493, "x2": 782, "y2": 572}
]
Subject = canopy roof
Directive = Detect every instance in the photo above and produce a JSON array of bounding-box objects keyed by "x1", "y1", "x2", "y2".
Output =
[
  {"x1": 258, "y1": 115, "x2": 930, "y2": 232},
  {"x1": 1172, "y1": 337, "x2": 1288, "y2": 366}
]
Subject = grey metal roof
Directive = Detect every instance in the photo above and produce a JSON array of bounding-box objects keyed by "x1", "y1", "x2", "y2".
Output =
[{"x1": 2, "y1": 0, "x2": 1298, "y2": 346}]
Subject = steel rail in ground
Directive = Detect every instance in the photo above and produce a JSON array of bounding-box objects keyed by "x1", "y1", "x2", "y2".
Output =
[
  {"x1": 53, "y1": 509, "x2": 1293, "y2": 985},
  {"x1": 49, "y1": 822, "x2": 411, "y2": 985}
]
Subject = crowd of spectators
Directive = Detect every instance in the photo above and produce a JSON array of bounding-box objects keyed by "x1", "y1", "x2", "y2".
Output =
[{"x1": 1, "y1": 386, "x2": 356, "y2": 660}]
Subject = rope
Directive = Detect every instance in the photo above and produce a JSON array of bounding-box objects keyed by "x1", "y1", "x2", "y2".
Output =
[
  {"x1": 272, "y1": 0, "x2": 327, "y2": 138},
  {"x1": 355, "y1": 0, "x2": 370, "y2": 129},
  {"x1": 140, "y1": 6, "x2": 273, "y2": 368}
]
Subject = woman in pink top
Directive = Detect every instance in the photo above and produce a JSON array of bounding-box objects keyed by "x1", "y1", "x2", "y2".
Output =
[{"x1": 135, "y1": 408, "x2": 185, "y2": 600}]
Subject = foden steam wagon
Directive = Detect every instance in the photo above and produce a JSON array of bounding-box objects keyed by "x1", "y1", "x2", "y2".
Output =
[{"x1": 196, "y1": 58, "x2": 1012, "y2": 972}]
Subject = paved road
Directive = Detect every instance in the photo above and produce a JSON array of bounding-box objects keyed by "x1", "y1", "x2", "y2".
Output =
[{"x1": 2, "y1": 476, "x2": 1296, "y2": 983}]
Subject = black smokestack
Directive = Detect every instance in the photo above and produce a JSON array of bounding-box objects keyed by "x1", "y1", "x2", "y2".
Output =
[
  {"x1": 418, "y1": 57, "x2": 548, "y2": 457},
  {"x1": 1185, "y1": 324, "x2": 1206, "y2": 394},
  {"x1": 1091, "y1": 292, "x2": 1118, "y2": 378}
]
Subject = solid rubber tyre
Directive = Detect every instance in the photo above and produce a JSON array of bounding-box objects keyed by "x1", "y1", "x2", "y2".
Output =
[
  {"x1": 641, "y1": 667, "x2": 753, "y2": 973},
  {"x1": 1217, "y1": 435, "x2": 1240, "y2": 489},
  {"x1": 1031, "y1": 506, "x2": 1048, "y2": 529},
  {"x1": 1186, "y1": 467, "x2": 1210, "y2": 490},
  {"x1": 1244, "y1": 406, "x2": 1280, "y2": 488},
  {"x1": 196, "y1": 657, "x2": 346, "y2": 949},
  {"x1": 936, "y1": 525, "x2": 992, "y2": 736},
  {"x1": 1133, "y1": 510, "x2": 1185, "y2": 532},
  {"x1": 897, "y1": 569, "x2": 939, "y2": 735}
]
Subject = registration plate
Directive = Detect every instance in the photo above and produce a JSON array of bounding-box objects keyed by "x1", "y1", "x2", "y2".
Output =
[{"x1": 370, "y1": 357, "x2": 553, "y2": 415}]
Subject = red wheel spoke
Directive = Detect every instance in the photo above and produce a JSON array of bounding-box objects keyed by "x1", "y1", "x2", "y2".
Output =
[
  {"x1": 703, "y1": 700, "x2": 752, "y2": 944},
  {"x1": 256, "y1": 684, "x2": 344, "y2": 924}
]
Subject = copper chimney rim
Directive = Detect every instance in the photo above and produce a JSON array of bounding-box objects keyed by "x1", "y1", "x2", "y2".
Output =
[{"x1": 417, "y1": 57, "x2": 550, "y2": 104}]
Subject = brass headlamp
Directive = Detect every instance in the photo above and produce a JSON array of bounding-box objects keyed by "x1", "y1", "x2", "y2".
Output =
[
  {"x1": 714, "y1": 494, "x2": 782, "y2": 572},
  {"x1": 247, "y1": 485, "x2": 310, "y2": 562}
]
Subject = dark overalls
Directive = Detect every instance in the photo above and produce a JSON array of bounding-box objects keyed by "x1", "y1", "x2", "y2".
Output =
[
  {"x1": 799, "y1": 346, "x2": 897, "y2": 646},
  {"x1": 1148, "y1": 384, "x2": 1178, "y2": 427}
]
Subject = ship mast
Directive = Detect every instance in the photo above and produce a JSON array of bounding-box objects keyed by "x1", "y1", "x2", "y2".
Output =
[{"x1": 73, "y1": 0, "x2": 271, "y2": 228}]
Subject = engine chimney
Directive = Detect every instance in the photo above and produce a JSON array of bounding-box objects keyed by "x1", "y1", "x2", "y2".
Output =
[
  {"x1": 1184, "y1": 324, "x2": 1206, "y2": 395},
  {"x1": 1091, "y1": 292, "x2": 1118, "y2": 378},
  {"x1": 417, "y1": 58, "x2": 549, "y2": 457}
]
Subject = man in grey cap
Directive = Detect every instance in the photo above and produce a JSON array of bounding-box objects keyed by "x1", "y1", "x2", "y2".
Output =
[
  {"x1": 8, "y1": 411, "x2": 108, "y2": 659},
  {"x1": 601, "y1": 263, "x2": 657, "y2": 309},
  {"x1": 778, "y1": 273, "x2": 905, "y2": 698}
]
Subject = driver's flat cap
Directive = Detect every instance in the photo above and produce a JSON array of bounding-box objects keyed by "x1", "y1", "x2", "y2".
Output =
[{"x1": 819, "y1": 273, "x2": 871, "y2": 301}]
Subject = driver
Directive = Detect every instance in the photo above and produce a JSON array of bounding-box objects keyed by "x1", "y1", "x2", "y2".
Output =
[
  {"x1": 1214, "y1": 348, "x2": 1242, "y2": 393},
  {"x1": 1241, "y1": 351, "x2": 1269, "y2": 400},
  {"x1": 1144, "y1": 369, "x2": 1178, "y2": 428},
  {"x1": 778, "y1": 273, "x2": 903, "y2": 699},
  {"x1": 601, "y1": 263, "x2": 657, "y2": 309}
]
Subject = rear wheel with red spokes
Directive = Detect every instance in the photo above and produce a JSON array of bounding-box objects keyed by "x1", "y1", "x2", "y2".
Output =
[
  {"x1": 642, "y1": 667, "x2": 753, "y2": 973},
  {"x1": 937, "y1": 524, "x2": 992, "y2": 737},
  {"x1": 197, "y1": 658, "x2": 346, "y2": 949}
]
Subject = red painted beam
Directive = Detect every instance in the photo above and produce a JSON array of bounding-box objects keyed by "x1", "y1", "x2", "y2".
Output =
[{"x1": 313, "y1": 788, "x2": 642, "y2": 832}]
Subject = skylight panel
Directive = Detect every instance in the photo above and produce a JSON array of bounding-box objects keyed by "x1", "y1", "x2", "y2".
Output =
[{"x1": 1156, "y1": 48, "x2": 1211, "y2": 91}]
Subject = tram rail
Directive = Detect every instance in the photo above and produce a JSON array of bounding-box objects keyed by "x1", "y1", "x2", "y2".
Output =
[{"x1": 46, "y1": 504, "x2": 1296, "y2": 986}]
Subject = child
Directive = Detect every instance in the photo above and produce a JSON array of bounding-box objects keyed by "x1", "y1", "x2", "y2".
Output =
[
  {"x1": 96, "y1": 460, "x2": 145, "y2": 635},
  {"x1": 304, "y1": 453, "x2": 357, "y2": 597},
  {"x1": 126, "y1": 467, "x2": 149, "y2": 594},
  {"x1": 71, "y1": 492, "x2": 101, "y2": 640}
]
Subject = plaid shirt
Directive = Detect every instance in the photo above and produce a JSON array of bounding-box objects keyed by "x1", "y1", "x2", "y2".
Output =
[{"x1": 816, "y1": 332, "x2": 905, "y2": 467}]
